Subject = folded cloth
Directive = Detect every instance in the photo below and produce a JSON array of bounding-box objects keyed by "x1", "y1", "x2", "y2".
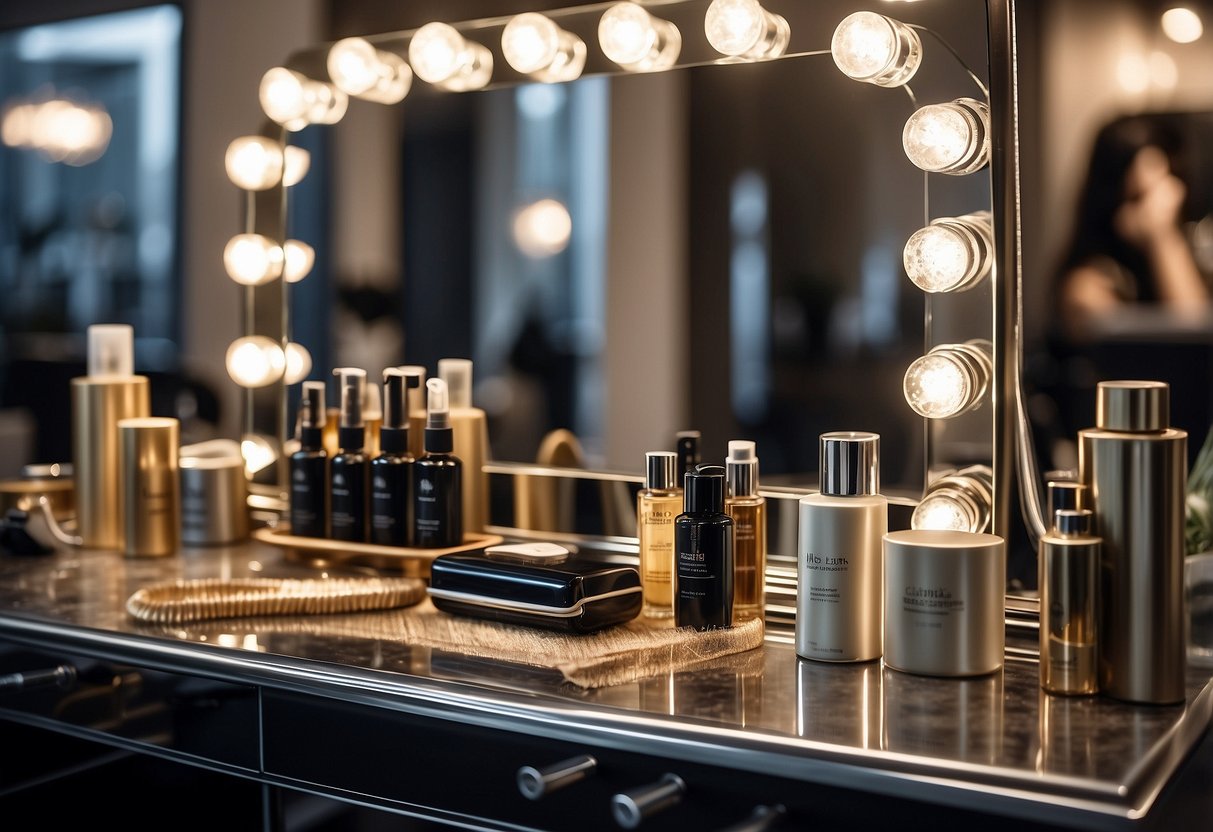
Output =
[{"x1": 126, "y1": 577, "x2": 427, "y2": 624}]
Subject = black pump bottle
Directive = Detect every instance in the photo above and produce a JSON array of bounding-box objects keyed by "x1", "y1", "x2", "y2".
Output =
[
  {"x1": 289, "y1": 380, "x2": 328, "y2": 538},
  {"x1": 675, "y1": 464, "x2": 734, "y2": 630},
  {"x1": 371, "y1": 368, "x2": 421, "y2": 547},
  {"x1": 329, "y1": 367, "x2": 370, "y2": 542},
  {"x1": 413, "y1": 377, "x2": 463, "y2": 548}
]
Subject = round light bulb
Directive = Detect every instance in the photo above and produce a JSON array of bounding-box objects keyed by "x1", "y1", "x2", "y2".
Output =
[
  {"x1": 911, "y1": 466, "x2": 993, "y2": 533},
  {"x1": 513, "y1": 198, "x2": 573, "y2": 258},
  {"x1": 259, "y1": 67, "x2": 347, "y2": 130},
  {"x1": 831, "y1": 11, "x2": 922, "y2": 88},
  {"x1": 903, "y1": 341, "x2": 992, "y2": 419},
  {"x1": 223, "y1": 234, "x2": 284, "y2": 286},
  {"x1": 327, "y1": 37, "x2": 412, "y2": 104},
  {"x1": 226, "y1": 336, "x2": 286, "y2": 388},
  {"x1": 903, "y1": 98, "x2": 990, "y2": 175},
  {"x1": 241, "y1": 434, "x2": 278, "y2": 475},
  {"x1": 409, "y1": 22, "x2": 493, "y2": 91},
  {"x1": 1162, "y1": 7, "x2": 1203, "y2": 44},
  {"x1": 705, "y1": 0, "x2": 789, "y2": 60},
  {"x1": 599, "y1": 2, "x2": 682, "y2": 71},
  {"x1": 283, "y1": 239, "x2": 315, "y2": 283},
  {"x1": 912, "y1": 493, "x2": 975, "y2": 532},
  {"x1": 502, "y1": 12, "x2": 586, "y2": 82},
  {"x1": 284, "y1": 342, "x2": 313, "y2": 385},
  {"x1": 225, "y1": 136, "x2": 284, "y2": 191},
  {"x1": 282, "y1": 145, "x2": 310, "y2": 187},
  {"x1": 903, "y1": 211, "x2": 993, "y2": 293}
]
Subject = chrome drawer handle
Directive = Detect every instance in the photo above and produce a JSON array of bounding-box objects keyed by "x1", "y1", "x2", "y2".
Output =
[
  {"x1": 0, "y1": 663, "x2": 77, "y2": 694},
  {"x1": 611, "y1": 773, "x2": 686, "y2": 828},
  {"x1": 516, "y1": 754, "x2": 597, "y2": 800}
]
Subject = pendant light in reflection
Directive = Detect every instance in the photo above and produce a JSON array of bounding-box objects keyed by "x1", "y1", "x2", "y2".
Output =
[
  {"x1": 223, "y1": 234, "x2": 284, "y2": 285},
  {"x1": 831, "y1": 11, "x2": 922, "y2": 88},
  {"x1": 903, "y1": 211, "x2": 993, "y2": 293},
  {"x1": 598, "y1": 2, "x2": 681, "y2": 72},
  {"x1": 327, "y1": 37, "x2": 413, "y2": 104},
  {"x1": 259, "y1": 67, "x2": 348, "y2": 130},
  {"x1": 226, "y1": 336, "x2": 287, "y2": 388},
  {"x1": 502, "y1": 13, "x2": 586, "y2": 82},
  {"x1": 903, "y1": 340, "x2": 992, "y2": 420},
  {"x1": 704, "y1": 0, "x2": 789, "y2": 61},
  {"x1": 409, "y1": 22, "x2": 493, "y2": 91},
  {"x1": 903, "y1": 98, "x2": 990, "y2": 175}
]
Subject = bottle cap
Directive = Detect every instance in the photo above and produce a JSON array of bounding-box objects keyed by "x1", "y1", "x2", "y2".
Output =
[
  {"x1": 676, "y1": 430, "x2": 701, "y2": 476},
  {"x1": 684, "y1": 464, "x2": 725, "y2": 514},
  {"x1": 820, "y1": 431, "x2": 879, "y2": 497},
  {"x1": 299, "y1": 380, "x2": 326, "y2": 450},
  {"x1": 726, "y1": 439, "x2": 759, "y2": 498},
  {"x1": 424, "y1": 377, "x2": 454, "y2": 454},
  {"x1": 1055, "y1": 508, "x2": 1094, "y2": 537},
  {"x1": 381, "y1": 368, "x2": 421, "y2": 454},
  {"x1": 333, "y1": 367, "x2": 366, "y2": 451},
  {"x1": 87, "y1": 324, "x2": 134, "y2": 378},
  {"x1": 1095, "y1": 380, "x2": 1169, "y2": 432},
  {"x1": 1046, "y1": 480, "x2": 1085, "y2": 525},
  {"x1": 645, "y1": 451, "x2": 677, "y2": 490},
  {"x1": 438, "y1": 358, "x2": 473, "y2": 409}
]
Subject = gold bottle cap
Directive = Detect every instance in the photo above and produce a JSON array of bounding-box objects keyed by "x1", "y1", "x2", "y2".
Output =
[{"x1": 1095, "y1": 380, "x2": 1168, "y2": 432}]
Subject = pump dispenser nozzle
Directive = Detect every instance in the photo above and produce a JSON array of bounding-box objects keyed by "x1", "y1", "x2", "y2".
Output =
[
  {"x1": 726, "y1": 440, "x2": 759, "y2": 498},
  {"x1": 424, "y1": 378, "x2": 454, "y2": 453},
  {"x1": 88, "y1": 324, "x2": 135, "y2": 378},
  {"x1": 299, "y1": 381, "x2": 326, "y2": 450},
  {"x1": 333, "y1": 368, "x2": 366, "y2": 451}
]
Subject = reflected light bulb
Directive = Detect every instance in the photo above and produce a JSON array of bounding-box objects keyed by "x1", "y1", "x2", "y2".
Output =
[
  {"x1": 1162, "y1": 7, "x2": 1203, "y2": 43},
  {"x1": 903, "y1": 98, "x2": 990, "y2": 175},
  {"x1": 284, "y1": 342, "x2": 313, "y2": 385},
  {"x1": 259, "y1": 67, "x2": 348, "y2": 130},
  {"x1": 226, "y1": 336, "x2": 287, "y2": 388},
  {"x1": 502, "y1": 12, "x2": 586, "y2": 82},
  {"x1": 903, "y1": 341, "x2": 992, "y2": 419},
  {"x1": 911, "y1": 466, "x2": 993, "y2": 533},
  {"x1": 912, "y1": 494, "x2": 973, "y2": 532},
  {"x1": 513, "y1": 198, "x2": 572, "y2": 258},
  {"x1": 409, "y1": 22, "x2": 493, "y2": 91},
  {"x1": 599, "y1": 2, "x2": 681, "y2": 71},
  {"x1": 903, "y1": 211, "x2": 993, "y2": 293},
  {"x1": 282, "y1": 145, "x2": 310, "y2": 187},
  {"x1": 224, "y1": 234, "x2": 284, "y2": 285},
  {"x1": 327, "y1": 37, "x2": 412, "y2": 104},
  {"x1": 241, "y1": 434, "x2": 278, "y2": 475},
  {"x1": 283, "y1": 239, "x2": 315, "y2": 283},
  {"x1": 831, "y1": 11, "x2": 922, "y2": 88},
  {"x1": 225, "y1": 136, "x2": 284, "y2": 191},
  {"x1": 705, "y1": 0, "x2": 789, "y2": 60}
]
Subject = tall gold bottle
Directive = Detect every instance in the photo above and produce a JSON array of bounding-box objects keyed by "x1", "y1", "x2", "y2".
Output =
[
  {"x1": 72, "y1": 325, "x2": 151, "y2": 549},
  {"x1": 725, "y1": 440, "x2": 766, "y2": 622},
  {"x1": 439, "y1": 359, "x2": 489, "y2": 534},
  {"x1": 637, "y1": 451, "x2": 680, "y2": 618}
]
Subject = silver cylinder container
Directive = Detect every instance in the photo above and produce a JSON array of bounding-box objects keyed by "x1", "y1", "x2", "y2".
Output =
[{"x1": 179, "y1": 440, "x2": 249, "y2": 546}]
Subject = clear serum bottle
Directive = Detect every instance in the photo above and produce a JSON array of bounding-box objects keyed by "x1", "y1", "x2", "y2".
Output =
[
  {"x1": 637, "y1": 450, "x2": 681, "y2": 618},
  {"x1": 725, "y1": 440, "x2": 766, "y2": 622},
  {"x1": 675, "y1": 464, "x2": 734, "y2": 630},
  {"x1": 414, "y1": 378, "x2": 463, "y2": 548},
  {"x1": 371, "y1": 368, "x2": 421, "y2": 547},
  {"x1": 797, "y1": 432, "x2": 886, "y2": 662},
  {"x1": 290, "y1": 380, "x2": 328, "y2": 538},
  {"x1": 329, "y1": 368, "x2": 370, "y2": 542}
]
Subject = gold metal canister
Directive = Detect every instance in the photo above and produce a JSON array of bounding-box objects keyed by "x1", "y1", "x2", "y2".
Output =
[
  {"x1": 71, "y1": 376, "x2": 150, "y2": 548},
  {"x1": 1038, "y1": 509, "x2": 1100, "y2": 696},
  {"x1": 119, "y1": 417, "x2": 180, "y2": 557}
]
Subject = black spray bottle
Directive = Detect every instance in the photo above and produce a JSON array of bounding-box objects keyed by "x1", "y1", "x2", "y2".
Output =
[
  {"x1": 290, "y1": 380, "x2": 328, "y2": 538},
  {"x1": 414, "y1": 377, "x2": 463, "y2": 548},
  {"x1": 675, "y1": 464, "x2": 734, "y2": 630},
  {"x1": 329, "y1": 367, "x2": 370, "y2": 542},
  {"x1": 371, "y1": 368, "x2": 421, "y2": 547}
]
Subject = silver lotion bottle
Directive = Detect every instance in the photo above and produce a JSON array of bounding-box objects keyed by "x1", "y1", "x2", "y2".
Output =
[
  {"x1": 1079, "y1": 380, "x2": 1187, "y2": 705},
  {"x1": 797, "y1": 432, "x2": 886, "y2": 662}
]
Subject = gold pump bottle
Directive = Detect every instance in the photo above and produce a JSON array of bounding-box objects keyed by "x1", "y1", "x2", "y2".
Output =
[
  {"x1": 71, "y1": 324, "x2": 150, "y2": 549},
  {"x1": 1079, "y1": 380, "x2": 1186, "y2": 705},
  {"x1": 725, "y1": 440, "x2": 766, "y2": 622}
]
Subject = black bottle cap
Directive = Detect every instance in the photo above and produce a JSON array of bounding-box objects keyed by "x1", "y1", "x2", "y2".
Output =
[
  {"x1": 380, "y1": 426, "x2": 408, "y2": 455},
  {"x1": 684, "y1": 464, "x2": 725, "y2": 514},
  {"x1": 338, "y1": 426, "x2": 364, "y2": 453},
  {"x1": 300, "y1": 426, "x2": 323, "y2": 451}
]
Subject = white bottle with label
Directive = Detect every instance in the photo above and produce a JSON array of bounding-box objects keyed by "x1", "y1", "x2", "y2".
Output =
[{"x1": 796, "y1": 431, "x2": 886, "y2": 663}]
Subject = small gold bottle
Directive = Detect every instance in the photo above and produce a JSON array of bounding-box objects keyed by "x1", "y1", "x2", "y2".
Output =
[
  {"x1": 1039, "y1": 508, "x2": 1100, "y2": 696},
  {"x1": 638, "y1": 451, "x2": 681, "y2": 618},
  {"x1": 725, "y1": 440, "x2": 766, "y2": 622}
]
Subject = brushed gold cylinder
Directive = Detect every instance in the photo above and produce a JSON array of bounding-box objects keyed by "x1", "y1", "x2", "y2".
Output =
[
  {"x1": 119, "y1": 417, "x2": 180, "y2": 558},
  {"x1": 1079, "y1": 423, "x2": 1187, "y2": 704},
  {"x1": 1038, "y1": 522, "x2": 1100, "y2": 695},
  {"x1": 71, "y1": 377, "x2": 150, "y2": 549}
]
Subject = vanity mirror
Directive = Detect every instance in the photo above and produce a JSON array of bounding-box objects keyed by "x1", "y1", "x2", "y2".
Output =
[{"x1": 224, "y1": 1, "x2": 1031, "y2": 586}]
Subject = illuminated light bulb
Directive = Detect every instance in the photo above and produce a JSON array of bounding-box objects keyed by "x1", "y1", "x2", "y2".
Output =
[
  {"x1": 903, "y1": 340, "x2": 992, "y2": 419},
  {"x1": 1, "y1": 103, "x2": 34, "y2": 147},
  {"x1": 408, "y1": 22, "x2": 494, "y2": 91},
  {"x1": 259, "y1": 67, "x2": 348, "y2": 130},
  {"x1": 903, "y1": 210, "x2": 993, "y2": 293},
  {"x1": 223, "y1": 234, "x2": 285, "y2": 286},
  {"x1": 327, "y1": 37, "x2": 413, "y2": 104},
  {"x1": 502, "y1": 12, "x2": 586, "y2": 83},
  {"x1": 704, "y1": 0, "x2": 789, "y2": 60},
  {"x1": 1162, "y1": 7, "x2": 1203, "y2": 43},
  {"x1": 911, "y1": 465, "x2": 993, "y2": 533},
  {"x1": 513, "y1": 198, "x2": 573, "y2": 258},
  {"x1": 1150, "y1": 50, "x2": 1179, "y2": 90},
  {"x1": 283, "y1": 239, "x2": 315, "y2": 283},
  {"x1": 902, "y1": 97, "x2": 990, "y2": 175},
  {"x1": 831, "y1": 11, "x2": 922, "y2": 88},
  {"x1": 599, "y1": 2, "x2": 682, "y2": 72},
  {"x1": 282, "y1": 145, "x2": 310, "y2": 187},
  {"x1": 226, "y1": 336, "x2": 287, "y2": 388},
  {"x1": 240, "y1": 434, "x2": 278, "y2": 475},
  {"x1": 225, "y1": 136, "x2": 284, "y2": 190},
  {"x1": 284, "y1": 342, "x2": 313, "y2": 385}
]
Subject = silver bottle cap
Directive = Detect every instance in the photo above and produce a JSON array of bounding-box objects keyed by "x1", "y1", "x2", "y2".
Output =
[
  {"x1": 1055, "y1": 508, "x2": 1094, "y2": 537},
  {"x1": 645, "y1": 451, "x2": 677, "y2": 490},
  {"x1": 820, "y1": 431, "x2": 879, "y2": 497},
  {"x1": 726, "y1": 439, "x2": 758, "y2": 498},
  {"x1": 1096, "y1": 380, "x2": 1169, "y2": 432}
]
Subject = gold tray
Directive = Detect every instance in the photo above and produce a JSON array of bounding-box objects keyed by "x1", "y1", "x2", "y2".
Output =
[{"x1": 251, "y1": 525, "x2": 504, "y2": 578}]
